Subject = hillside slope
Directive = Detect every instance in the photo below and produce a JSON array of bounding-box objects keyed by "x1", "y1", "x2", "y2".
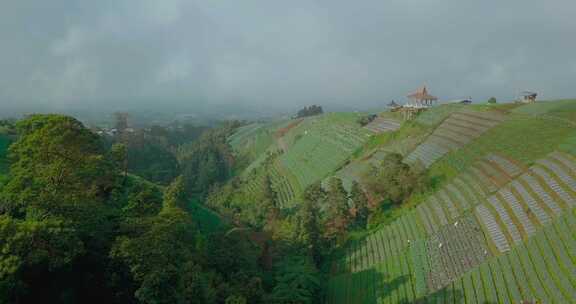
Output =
[
  {"x1": 326, "y1": 100, "x2": 576, "y2": 303},
  {"x1": 222, "y1": 112, "x2": 374, "y2": 210}
]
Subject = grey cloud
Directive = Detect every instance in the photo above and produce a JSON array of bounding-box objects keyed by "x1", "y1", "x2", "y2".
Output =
[{"x1": 1, "y1": 0, "x2": 575, "y2": 113}]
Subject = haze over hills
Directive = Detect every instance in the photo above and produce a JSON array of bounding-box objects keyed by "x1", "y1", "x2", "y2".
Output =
[{"x1": 2, "y1": 1, "x2": 576, "y2": 303}]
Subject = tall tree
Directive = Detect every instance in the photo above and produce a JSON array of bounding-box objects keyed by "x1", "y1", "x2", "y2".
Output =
[
  {"x1": 350, "y1": 181, "x2": 369, "y2": 229},
  {"x1": 270, "y1": 256, "x2": 320, "y2": 304},
  {"x1": 364, "y1": 153, "x2": 425, "y2": 205},
  {"x1": 297, "y1": 184, "x2": 324, "y2": 267},
  {"x1": 1, "y1": 114, "x2": 117, "y2": 230},
  {"x1": 112, "y1": 205, "x2": 206, "y2": 304},
  {"x1": 325, "y1": 178, "x2": 350, "y2": 240}
]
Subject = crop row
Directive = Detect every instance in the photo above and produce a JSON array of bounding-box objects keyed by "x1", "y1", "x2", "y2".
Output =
[
  {"x1": 339, "y1": 210, "x2": 424, "y2": 274},
  {"x1": 406, "y1": 110, "x2": 505, "y2": 168},
  {"x1": 228, "y1": 123, "x2": 265, "y2": 148},
  {"x1": 475, "y1": 151, "x2": 576, "y2": 254},
  {"x1": 337, "y1": 154, "x2": 520, "y2": 274},
  {"x1": 279, "y1": 123, "x2": 371, "y2": 190},
  {"x1": 364, "y1": 118, "x2": 401, "y2": 133},
  {"x1": 424, "y1": 215, "x2": 491, "y2": 292},
  {"x1": 425, "y1": 209, "x2": 576, "y2": 304}
]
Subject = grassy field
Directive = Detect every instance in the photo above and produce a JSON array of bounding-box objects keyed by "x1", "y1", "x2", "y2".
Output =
[{"x1": 428, "y1": 112, "x2": 576, "y2": 182}]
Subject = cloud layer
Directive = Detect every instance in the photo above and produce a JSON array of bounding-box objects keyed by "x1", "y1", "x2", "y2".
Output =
[{"x1": 1, "y1": 0, "x2": 575, "y2": 111}]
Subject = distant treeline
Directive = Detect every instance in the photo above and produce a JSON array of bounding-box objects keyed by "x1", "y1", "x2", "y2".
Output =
[{"x1": 295, "y1": 105, "x2": 323, "y2": 118}]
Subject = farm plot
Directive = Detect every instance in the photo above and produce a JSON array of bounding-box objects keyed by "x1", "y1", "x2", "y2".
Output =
[
  {"x1": 475, "y1": 151, "x2": 576, "y2": 254},
  {"x1": 337, "y1": 154, "x2": 522, "y2": 275},
  {"x1": 337, "y1": 210, "x2": 424, "y2": 274},
  {"x1": 328, "y1": 199, "x2": 576, "y2": 303},
  {"x1": 279, "y1": 118, "x2": 372, "y2": 190},
  {"x1": 406, "y1": 110, "x2": 506, "y2": 168},
  {"x1": 228, "y1": 123, "x2": 265, "y2": 149},
  {"x1": 363, "y1": 117, "x2": 401, "y2": 133},
  {"x1": 423, "y1": 210, "x2": 576, "y2": 304},
  {"x1": 269, "y1": 161, "x2": 301, "y2": 208},
  {"x1": 414, "y1": 154, "x2": 520, "y2": 234},
  {"x1": 429, "y1": 114, "x2": 576, "y2": 181},
  {"x1": 424, "y1": 215, "x2": 491, "y2": 292}
]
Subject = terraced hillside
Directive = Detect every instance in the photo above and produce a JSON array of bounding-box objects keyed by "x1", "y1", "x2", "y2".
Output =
[
  {"x1": 230, "y1": 112, "x2": 373, "y2": 207},
  {"x1": 406, "y1": 110, "x2": 506, "y2": 167},
  {"x1": 327, "y1": 100, "x2": 576, "y2": 304},
  {"x1": 364, "y1": 117, "x2": 401, "y2": 134}
]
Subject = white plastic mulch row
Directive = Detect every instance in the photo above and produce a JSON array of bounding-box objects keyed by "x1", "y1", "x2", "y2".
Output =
[
  {"x1": 537, "y1": 158, "x2": 576, "y2": 193},
  {"x1": 520, "y1": 174, "x2": 563, "y2": 215},
  {"x1": 486, "y1": 154, "x2": 523, "y2": 177},
  {"x1": 510, "y1": 180, "x2": 551, "y2": 226},
  {"x1": 476, "y1": 204, "x2": 511, "y2": 252},
  {"x1": 487, "y1": 196, "x2": 523, "y2": 244},
  {"x1": 499, "y1": 189, "x2": 537, "y2": 236},
  {"x1": 530, "y1": 167, "x2": 574, "y2": 207}
]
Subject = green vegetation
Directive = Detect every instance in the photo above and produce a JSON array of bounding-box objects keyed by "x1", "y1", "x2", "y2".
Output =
[
  {"x1": 428, "y1": 112, "x2": 576, "y2": 181},
  {"x1": 0, "y1": 115, "x2": 268, "y2": 303},
  {"x1": 0, "y1": 135, "x2": 11, "y2": 184},
  {"x1": 2, "y1": 100, "x2": 576, "y2": 303},
  {"x1": 188, "y1": 199, "x2": 227, "y2": 233}
]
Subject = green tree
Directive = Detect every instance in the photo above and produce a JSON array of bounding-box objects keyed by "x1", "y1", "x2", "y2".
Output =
[
  {"x1": 112, "y1": 205, "x2": 205, "y2": 304},
  {"x1": 260, "y1": 174, "x2": 280, "y2": 226},
  {"x1": 325, "y1": 178, "x2": 350, "y2": 240},
  {"x1": 297, "y1": 187, "x2": 323, "y2": 267},
  {"x1": 350, "y1": 181, "x2": 369, "y2": 229},
  {"x1": 270, "y1": 256, "x2": 320, "y2": 304},
  {"x1": 488, "y1": 97, "x2": 497, "y2": 104},
  {"x1": 364, "y1": 153, "x2": 425, "y2": 205},
  {"x1": 164, "y1": 176, "x2": 188, "y2": 210},
  {"x1": 2, "y1": 114, "x2": 117, "y2": 223},
  {"x1": 0, "y1": 215, "x2": 84, "y2": 302}
]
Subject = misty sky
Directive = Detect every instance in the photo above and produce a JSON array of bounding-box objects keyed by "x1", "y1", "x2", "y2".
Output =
[{"x1": 1, "y1": 0, "x2": 575, "y2": 112}]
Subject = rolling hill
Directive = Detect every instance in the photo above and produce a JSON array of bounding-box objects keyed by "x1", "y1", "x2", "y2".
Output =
[
  {"x1": 226, "y1": 99, "x2": 576, "y2": 303},
  {"x1": 325, "y1": 100, "x2": 576, "y2": 304}
]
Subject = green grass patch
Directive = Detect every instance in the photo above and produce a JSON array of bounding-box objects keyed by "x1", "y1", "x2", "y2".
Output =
[{"x1": 428, "y1": 113, "x2": 576, "y2": 182}]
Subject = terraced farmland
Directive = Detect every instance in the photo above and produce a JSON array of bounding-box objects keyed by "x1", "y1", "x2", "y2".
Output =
[
  {"x1": 406, "y1": 110, "x2": 506, "y2": 167},
  {"x1": 364, "y1": 117, "x2": 401, "y2": 134},
  {"x1": 429, "y1": 112, "x2": 576, "y2": 180},
  {"x1": 228, "y1": 122, "x2": 276, "y2": 159},
  {"x1": 329, "y1": 199, "x2": 576, "y2": 304},
  {"x1": 475, "y1": 151, "x2": 576, "y2": 254},
  {"x1": 233, "y1": 113, "x2": 374, "y2": 207},
  {"x1": 278, "y1": 113, "x2": 373, "y2": 191},
  {"x1": 335, "y1": 153, "x2": 522, "y2": 274}
]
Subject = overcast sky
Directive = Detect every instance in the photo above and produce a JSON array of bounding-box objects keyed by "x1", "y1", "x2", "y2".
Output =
[{"x1": 1, "y1": 0, "x2": 575, "y2": 112}]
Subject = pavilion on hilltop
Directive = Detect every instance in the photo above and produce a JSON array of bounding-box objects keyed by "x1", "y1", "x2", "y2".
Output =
[
  {"x1": 406, "y1": 86, "x2": 438, "y2": 108},
  {"x1": 401, "y1": 86, "x2": 438, "y2": 120}
]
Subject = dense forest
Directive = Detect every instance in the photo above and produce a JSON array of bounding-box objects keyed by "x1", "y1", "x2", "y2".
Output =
[
  {"x1": 0, "y1": 115, "x2": 268, "y2": 303},
  {"x1": 0, "y1": 112, "x2": 431, "y2": 304}
]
